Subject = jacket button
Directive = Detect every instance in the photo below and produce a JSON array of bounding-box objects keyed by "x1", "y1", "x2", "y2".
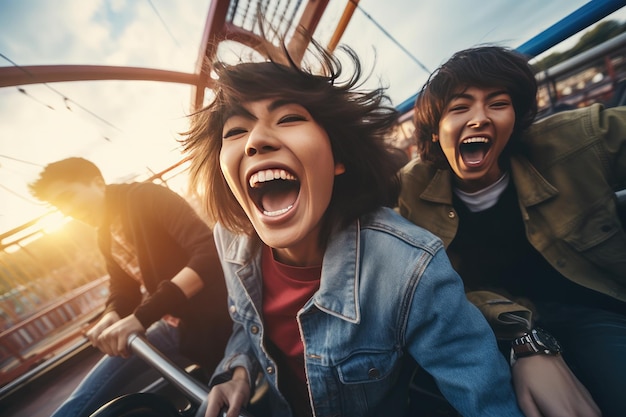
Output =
[
  {"x1": 229, "y1": 305, "x2": 236, "y2": 314},
  {"x1": 250, "y1": 325, "x2": 259, "y2": 334},
  {"x1": 447, "y1": 210, "x2": 456, "y2": 219},
  {"x1": 368, "y1": 368, "x2": 380, "y2": 379},
  {"x1": 266, "y1": 366, "x2": 275, "y2": 374}
]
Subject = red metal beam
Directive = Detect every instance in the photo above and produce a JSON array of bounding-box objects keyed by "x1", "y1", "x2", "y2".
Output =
[
  {"x1": 288, "y1": 0, "x2": 331, "y2": 64},
  {"x1": 191, "y1": 0, "x2": 334, "y2": 110},
  {"x1": 192, "y1": 0, "x2": 232, "y2": 110},
  {"x1": 0, "y1": 65, "x2": 199, "y2": 88}
]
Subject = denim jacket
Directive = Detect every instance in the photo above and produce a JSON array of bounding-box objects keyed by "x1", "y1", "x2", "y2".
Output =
[
  {"x1": 211, "y1": 207, "x2": 523, "y2": 417},
  {"x1": 399, "y1": 104, "x2": 626, "y2": 307}
]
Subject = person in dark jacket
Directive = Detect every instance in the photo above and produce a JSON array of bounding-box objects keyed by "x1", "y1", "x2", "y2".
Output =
[{"x1": 29, "y1": 157, "x2": 232, "y2": 417}]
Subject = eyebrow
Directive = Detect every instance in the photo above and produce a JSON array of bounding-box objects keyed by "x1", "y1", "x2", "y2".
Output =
[
  {"x1": 267, "y1": 99, "x2": 298, "y2": 112},
  {"x1": 224, "y1": 99, "x2": 300, "y2": 121},
  {"x1": 223, "y1": 105, "x2": 255, "y2": 121},
  {"x1": 450, "y1": 89, "x2": 510, "y2": 101}
]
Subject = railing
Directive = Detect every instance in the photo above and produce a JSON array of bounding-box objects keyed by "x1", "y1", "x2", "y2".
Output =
[
  {"x1": 0, "y1": 277, "x2": 108, "y2": 386},
  {"x1": 535, "y1": 31, "x2": 626, "y2": 118}
]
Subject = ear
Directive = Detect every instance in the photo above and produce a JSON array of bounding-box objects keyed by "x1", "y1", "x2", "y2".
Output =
[
  {"x1": 90, "y1": 177, "x2": 107, "y2": 196},
  {"x1": 92, "y1": 177, "x2": 106, "y2": 188},
  {"x1": 432, "y1": 133, "x2": 439, "y2": 142},
  {"x1": 334, "y1": 162, "x2": 346, "y2": 176}
]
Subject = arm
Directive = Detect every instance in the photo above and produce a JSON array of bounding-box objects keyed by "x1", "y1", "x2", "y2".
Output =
[
  {"x1": 465, "y1": 291, "x2": 600, "y2": 417},
  {"x1": 90, "y1": 231, "x2": 143, "y2": 356},
  {"x1": 94, "y1": 267, "x2": 204, "y2": 357},
  {"x1": 406, "y1": 249, "x2": 524, "y2": 416},
  {"x1": 95, "y1": 185, "x2": 217, "y2": 356},
  {"x1": 512, "y1": 354, "x2": 600, "y2": 417},
  {"x1": 465, "y1": 290, "x2": 532, "y2": 340},
  {"x1": 102, "y1": 185, "x2": 223, "y2": 353},
  {"x1": 138, "y1": 184, "x2": 219, "y2": 286},
  {"x1": 598, "y1": 105, "x2": 626, "y2": 186}
]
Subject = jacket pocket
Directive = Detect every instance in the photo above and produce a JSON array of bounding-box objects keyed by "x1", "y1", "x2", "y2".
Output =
[
  {"x1": 562, "y1": 207, "x2": 621, "y2": 250},
  {"x1": 562, "y1": 207, "x2": 626, "y2": 274},
  {"x1": 336, "y1": 349, "x2": 400, "y2": 384}
]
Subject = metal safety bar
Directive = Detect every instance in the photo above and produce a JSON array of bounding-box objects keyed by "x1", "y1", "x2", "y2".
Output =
[
  {"x1": 127, "y1": 333, "x2": 209, "y2": 404},
  {"x1": 127, "y1": 333, "x2": 255, "y2": 417}
]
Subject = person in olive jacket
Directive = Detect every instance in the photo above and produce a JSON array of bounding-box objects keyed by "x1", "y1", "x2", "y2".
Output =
[
  {"x1": 399, "y1": 46, "x2": 626, "y2": 417},
  {"x1": 29, "y1": 157, "x2": 232, "y2": 417}
]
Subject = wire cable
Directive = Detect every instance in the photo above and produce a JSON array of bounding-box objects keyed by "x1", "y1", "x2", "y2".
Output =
[
  {"x1": 351, "y1": 0, "x2": 431, "y2": 75},
  {"x1": 0, "y1": 52, "x2": 123, "y2": 135},
  {"x1": 147, "y1": 0, "x2": 181, "y2": 48}
]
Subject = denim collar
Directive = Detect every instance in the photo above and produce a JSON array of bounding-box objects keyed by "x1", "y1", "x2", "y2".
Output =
[
  {"x1": 311, "y1": 219, "x2": 361, "y2": 324},
  {"x1": 223, "y1": 219, "x2": 363, "y2": 325}
]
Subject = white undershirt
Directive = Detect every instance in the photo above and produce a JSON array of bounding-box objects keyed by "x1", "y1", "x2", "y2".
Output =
[{"x1": 453, "y1": 172, "x2": 510, "y2": 212}]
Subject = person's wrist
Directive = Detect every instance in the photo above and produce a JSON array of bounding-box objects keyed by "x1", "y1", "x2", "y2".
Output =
[
  {"x1": 232, "y1": 367, "x2": 249, "y2": 381},
  {"x1": 511, "y1": 327, "x2": 562, "y2": 360},
  {"x1": 133, "y1": 280, "x2": 187, "y2": 329}
]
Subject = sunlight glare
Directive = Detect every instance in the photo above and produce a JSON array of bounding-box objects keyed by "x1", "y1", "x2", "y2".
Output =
[{"x1": 38, "y1": 211, "x2": 71, "y2": 234}]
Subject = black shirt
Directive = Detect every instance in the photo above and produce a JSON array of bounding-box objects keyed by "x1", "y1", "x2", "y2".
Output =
[{"x1": 448, "y1": 180, "x2": 623, "y2": 314}]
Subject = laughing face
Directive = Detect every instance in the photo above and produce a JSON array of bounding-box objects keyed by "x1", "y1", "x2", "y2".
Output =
[
  {"x1": 219, "y1": 99, "x2": 345, "y2": 266},
  {"x1": 436, "y1": 86, "x2": 515, "y2": 192}
]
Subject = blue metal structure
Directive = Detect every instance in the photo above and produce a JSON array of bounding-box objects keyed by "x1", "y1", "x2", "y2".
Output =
[{"x1": 395, "y1": 0, "x2": 626, "y2": 115}]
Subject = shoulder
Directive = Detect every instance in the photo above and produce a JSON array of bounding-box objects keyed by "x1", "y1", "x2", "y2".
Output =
[
  {"x1": 398, "y1": 158, "x2": 440, "y2": 201},
  {"x1": 122, "y1": 182, "x2": 191, "y2": 209},
  {"x1": 213, "y1": 223, "x2": 258, "y2": 261},
  {"x1": 400, "y1": 157, "x2": 438, "y2": 184},
  {"x1": 213, "y1": 222, "x2": 233, "y2": 246},
  {"x1": 126, "y1": 182, "x2": 178, "y2": 197},
  {"x1": 360, "y1": 207, "x2": 444, "y2": 256},
  {"x1": 521, "y1": 104, "x2": 626, "y2": 168},
  {"x1": 525, "y1": 103, "x2": 626, "y2": 143}
]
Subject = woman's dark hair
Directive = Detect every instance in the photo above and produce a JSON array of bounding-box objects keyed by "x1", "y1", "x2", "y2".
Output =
[
  {"x1": 414, "y1": 45, "x2": 538, "y2": 168},
  {"x1": 182, "y1": 39, "x2": 400, "y2": 244}
]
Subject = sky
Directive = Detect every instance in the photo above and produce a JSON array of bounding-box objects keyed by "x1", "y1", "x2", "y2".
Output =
[{"x1": 0, "y1": 0, "x2": 624, "y2": 237}]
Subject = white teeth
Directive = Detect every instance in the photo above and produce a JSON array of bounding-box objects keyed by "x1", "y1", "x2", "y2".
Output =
[
  {"x1": 462, "y1": 137, "x2": 489, "y2": 144},
  {"x1": 263, "y1": 205, "x2": 293, "y2": 217},
  {"x1": 249, "y1": 169, "x2": 296, "y2": 188}
]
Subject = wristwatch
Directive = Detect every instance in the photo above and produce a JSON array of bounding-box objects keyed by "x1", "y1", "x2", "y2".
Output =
[{"x1": 511, "y1": 328, "x2": 562, "y2": 359}]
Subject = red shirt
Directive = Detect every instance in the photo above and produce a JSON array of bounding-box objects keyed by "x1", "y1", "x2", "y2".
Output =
[{"x1": 262, "y1": 245, "x2": 320, "y2": 416}]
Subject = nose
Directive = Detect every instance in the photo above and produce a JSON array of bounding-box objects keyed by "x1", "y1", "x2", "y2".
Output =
[
  {"x1": 467, "y1": 107, "x2": 491, "y2": 128},
  {"x1": 245, "y1": 125, "x2": 280, "y2": 156}
]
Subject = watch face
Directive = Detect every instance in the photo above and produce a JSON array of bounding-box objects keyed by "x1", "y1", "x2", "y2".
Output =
[{"x1": 532, "y1": 328, "x2": 562, "y2": 352}]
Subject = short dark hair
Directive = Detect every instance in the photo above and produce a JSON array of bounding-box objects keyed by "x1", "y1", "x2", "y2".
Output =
[
  {"x1": 414, "y1": 46, "x2": 538, "y2": 167},
  {"x1": 182, "y1": 41, "x2": 400, "y2": 243},
  {"x1": 29, "y1": 157, "x2": 103, "y2": 202}
]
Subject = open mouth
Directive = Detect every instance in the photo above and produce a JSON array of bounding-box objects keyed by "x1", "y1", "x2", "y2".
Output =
[
  {"x1": 248, "y1": 168, "x2": 300, "y2": 217},
  {"x1": 460, "y1": 137, "x2": 491, "y2": 166}
]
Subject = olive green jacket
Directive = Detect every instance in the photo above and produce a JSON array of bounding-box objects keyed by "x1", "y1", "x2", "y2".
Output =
[{"x1": 399, "y1": 104, "x2": 626, "y2": 336}]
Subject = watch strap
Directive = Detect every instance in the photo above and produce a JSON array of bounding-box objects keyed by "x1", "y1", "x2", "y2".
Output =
[
  {"x1": 511, "y1": 328, "x2": 561, "y2": 359},
  {"x1": 512, "y1": 335, "x2": 540, "y2": 357}
]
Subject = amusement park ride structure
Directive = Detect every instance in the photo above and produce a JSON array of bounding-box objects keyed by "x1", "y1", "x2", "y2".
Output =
[{"x1": 1, "y1": 0, "x2": 626, "y2": 416}]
